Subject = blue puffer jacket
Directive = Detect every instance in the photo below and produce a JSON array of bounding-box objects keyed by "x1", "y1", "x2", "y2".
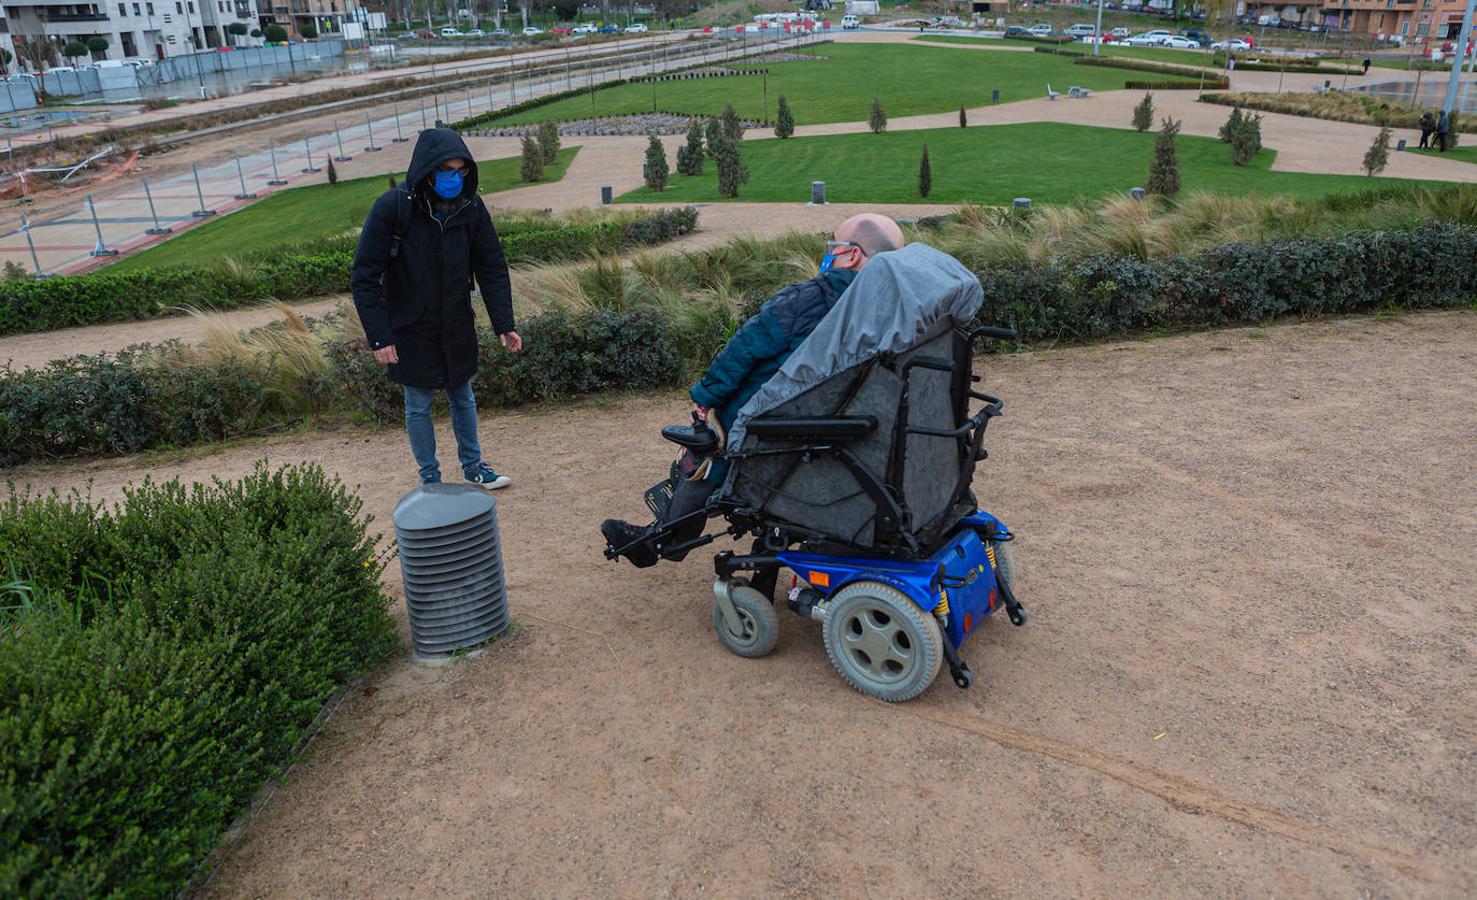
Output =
[{"x1": 690, "y1": 269, "x2": 856, "y2": 430}]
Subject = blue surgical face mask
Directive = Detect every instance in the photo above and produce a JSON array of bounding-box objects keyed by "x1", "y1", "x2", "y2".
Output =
[
  {"x1": 818, "y1": 252, "x2": 837, "y2": 274},
  {"x1": 432, "y1": 167, "x2": 465, "y2": 199}
]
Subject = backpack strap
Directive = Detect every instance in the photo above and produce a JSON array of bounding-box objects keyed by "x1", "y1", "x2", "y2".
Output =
[{"x1": 388, "y1": 188, "x2": 413, "y2": 260}]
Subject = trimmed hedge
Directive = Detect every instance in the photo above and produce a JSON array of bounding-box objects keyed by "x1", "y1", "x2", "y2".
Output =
[
  {"x1": 1127, "y1": 78, "x2": 1229, "y2": 90},
  {"x1": 975, "y1": 221, "x2": 1477, "y2": 341},
  {"x1": 0, "y1": 208, "x2": 699, "y2": 337},
  {"x1": 453, "y1": 78, "x2": 634, "y2": 130},
  {"x1": 1072, "y1": 55, "x2": 1220, "y2": 80},
  {"x1": 0, "y1": 463, "x2": 396, "y2": 895},
  {"x1": 0, "y1": 308, "x2": 685, "y2": 467}
]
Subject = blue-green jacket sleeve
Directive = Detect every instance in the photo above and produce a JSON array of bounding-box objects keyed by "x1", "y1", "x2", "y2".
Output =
[{"x1": 690, "y1": 307, "x2": 788, "y2": 410}]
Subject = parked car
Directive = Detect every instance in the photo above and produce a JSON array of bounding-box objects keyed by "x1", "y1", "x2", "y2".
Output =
[
  {"x1": 46, "y1": 65, "x2": 78, "y2": 73},
  {"x1": 1211, "y1": 38, "x2": 1251, "y2": 51},
  {"x1": 1064, "y1": 24, "x2": 1096, "y2": 37},
  {"x1": 550, "y1": 26, "x2": 573, "y2": 35},
  {"x1": 465, "y1": 28, "x2": 485, "y2": 36},
  {"x1": 1110, "y1": 26, "x2": 1131, "y2": 39},
  {"x1": 1123, "y1": 33, "x2": 1162, "y2": 46},
  {"x1": 572, "y1": 23, "x2": 597, "y2": 33},
  {"x1": 1005, "y1": 25, "x2": 1029, "y2": 36},
  {"x1": 439, "y1": 26, "x2": 461, "y2": 37},
  {"x1": 1160, "y1": 35, "x2": 1201, "y2": 49},
  {"x1": 490, "y1": 28, "x2": 511, "y2": 37},
  {"x1": 598, "y1": 24, "x2": 621, "y2": 33},
  {"x1": 624, "y1": 22, "x2": 647, "y2": 32},
  {"x1": 1027, "y1": 23, "x2": 1052, "y2": 36},
  {"x1": 522, "y1": 26, "x2": 543, "y2": 36},
  {"x1": 1256, "y1": 14, "x2": 1280, "y2": 27},
  {"x1": 1233, "y1": 34, "x2": 1257, "y2": 47},
  {"x1": 1143, "y1": 29, "x2": 1173, "y2": 42},
  {"x1": 1180, "y1": 28, "x2": 1212, "y2": 45},
  {"x1": 842, "y1": 13, "x2": 860, "y2": 29}
]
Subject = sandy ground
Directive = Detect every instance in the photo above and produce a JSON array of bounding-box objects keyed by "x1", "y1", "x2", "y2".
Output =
[{"x1": 10, "y1": 310, "x2": 1474, "y2": 897}]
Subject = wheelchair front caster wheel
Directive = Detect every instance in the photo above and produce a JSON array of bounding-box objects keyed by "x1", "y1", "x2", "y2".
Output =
[
  {"x1": 712, "y1": 581, "x2": 778, "y2": 659},
  {"x1": 953, "y1": 669, "x2": 975, "y2": 689},
  {"x1": 1008, "y1": 607, "x2": 1027, "y2": 627}
]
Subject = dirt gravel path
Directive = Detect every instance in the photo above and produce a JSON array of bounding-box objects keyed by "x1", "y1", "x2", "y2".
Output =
[{"x1": 11, "y1": 310, "x2": 1474, "y2": 897}]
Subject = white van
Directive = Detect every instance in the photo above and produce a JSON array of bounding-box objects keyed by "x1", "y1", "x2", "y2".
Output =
[
  {"x1": 842, "y1": 14, "x2": 859, "y2": 29},
  {"x1": 1256, "y1": 14, "x2": 1280, "y2": 27},
  {"x1": 1064, "y1": 24, "x2": 1096, "y2": 37},
  {"x1": 439, "y1": 26, "x2": 461, "y2": 37}
]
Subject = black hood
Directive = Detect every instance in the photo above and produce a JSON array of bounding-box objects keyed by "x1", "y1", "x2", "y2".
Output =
[{"x1": 407, "y1": 127, "x2": 478, "y2": 198}]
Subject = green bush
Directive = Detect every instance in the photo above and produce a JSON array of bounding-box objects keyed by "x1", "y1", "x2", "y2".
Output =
[
  {"x1": 1072, "y1": 55, "x2": 1218, "y2": 80},
  {"x1": 0, "y1": 210, "x2": 700, "y2": 336},
  {"x1": 0, "y1": 462, "x2": 396, "y2": 895},
  {"x1": 2, "y1": 305, "x2": 690, "y2": 464},
  {"x1": 1126, "y1": 78, "x2": 1227, "y2": 91}
]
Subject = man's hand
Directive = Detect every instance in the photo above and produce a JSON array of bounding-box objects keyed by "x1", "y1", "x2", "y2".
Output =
[
  {"x1": 499, "y1": 331, "x2": 523, "y2": 352},
  {"x1": 692, "y1": 402, "x2": 710, "y2": 422},
  {"x1": 373, "y1": 345, "x2": 399, "y2": 365}
]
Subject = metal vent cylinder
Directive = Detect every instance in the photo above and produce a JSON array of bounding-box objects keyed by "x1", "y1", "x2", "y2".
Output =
[{"x1": 393, "y1": 484, "x2": 509, "y2": 664}]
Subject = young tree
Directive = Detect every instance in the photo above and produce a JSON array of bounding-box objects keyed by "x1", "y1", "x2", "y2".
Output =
[
  {"x1": 677, "y1": 119, "x2": 705, "y2": 175},
  {"x1": 918, "y1": 144, "x2": 932, "y2": 199},
  {"x1": 713, "y1": 136, "x2": 748, "y2": 198},
  {"x1": 1217, "y1": 105, "x2": 1244, "y2": 143},
  {"x1": 704, "y1": 117, "x2": 723, "y2": 158},
  {"x1": 868, "y1": 97, "x2": 887, "y2": 134},
  {"x1": 537, "y1": 118, "x2": 561, "y2": 164},
  {"x1": 520, "y1": 131, "x2": 545, "y2": 182},
  {"x1": 227, "y1": 22, "x2": 249, "y2": 46},
  {"x1": 264, "y1": 24, "x2": 288, "y2": 43},
  {"x1": 775, "y1": 95, "x2": 795, "y2": 139},
  {"x1": 63, "y1": 41, "x2": 88, "y2": 67},
  {"x1": 1132, "y1": 92, "x2": 1155, "y2": 132},
  {"x1": 86, "y1": 36, "x2": 109, "y2": 60},
  {"x1": 1363, "y1": 125, "x2": 1391, "y2": 177},
  {"x1": 301, "y1": 24, "x2": 319, "y2": 39},
  {"x1": 326, "y1": 158, "x2": 339, "y2": 185},
  {"x1": 643, "y1": 135, "x2": 670, "y2": 191},
  {"x1": 1147, "y1": 117, "x2": 1181, "y2": 197},
  {"x1": 959, "y1": 104, "x2": 967, "y2": 128},
  {"x1": 721, "y1": 103, "x2": 744, "y2": 143}
]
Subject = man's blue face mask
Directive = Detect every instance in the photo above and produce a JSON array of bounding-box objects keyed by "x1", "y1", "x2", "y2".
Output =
[
  {"x1": 433, "y1": 167, "x2": 465, "y2": 199},
  {"x1": 820, "y1": 240, "x2": 859, "y2": 273}
]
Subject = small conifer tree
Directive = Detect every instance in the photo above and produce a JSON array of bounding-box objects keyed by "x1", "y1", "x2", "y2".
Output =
[
  {"x1": 714, "y1": 136, "x2": 749, "y2": 198},
  {"x1": 721, "y1": 103, "x2": 744, "y2": 143},
  {"x1": 1363, "y1": 125, "x2": 1391, "y2": 177},
  {"x1": 869, "y1": 97, "x2": 887, "y2": 134},
  {"x1": 918, "y1": 144, "x2": 932, "y2": 199},
  {"x1": 959, "y1": 105, "x2": 967, "y2": 128},
  {"x1": 537, "y1": 118, "x2": 561, "y2": 164},
  {"x1": 677, "y1": 119, "x2": 704, "y2": 175},
  {"x1": 1132, "y1": 92, "x2": 1155, "y2": 132},
  {"x1": 643, "y1": 135, "x2": 670, "y2": 191},
  {"x1": 1218, "y1": 106, "x2": 1244, "y2": 143},
  {"x1": 705, "y1": 117, "x2": 724, "y2": 158},
  {"x1": 520, "y1": 131, "x2": 544, "y2": 182},
  {"x1": 1147, "y1": 117, "x2": 1181, "y2": 197},
  {"x1": 326, "y1": 159, "x2": 338, "y2": 185},
  {"x1": 775, "y1": 96, "x2": 795, "y2": 139}
]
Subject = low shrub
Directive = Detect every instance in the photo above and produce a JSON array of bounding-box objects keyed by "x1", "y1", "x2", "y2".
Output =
[
  {"x1": 1220, "y1": 54, "x2": 1360, "y2": 75},
  {"x1": 1, "y1": 307, "x2": 687, "y2": 464},
  {"x1": 0, "y1": 209, "x2": 700, "y2": 336},
  {"x1": 1073, "y1": 55, "x2": 1217, "y2": 79},
  {"x1": 0, "y1": 462, "x2": 396, "y2": 895},
  {"x1": 1200, "y1": 91, "x2": 1477, "y2": 133},
  {"x1": 1127, "y1": 78, "x2": 1228, "y2": 90}
]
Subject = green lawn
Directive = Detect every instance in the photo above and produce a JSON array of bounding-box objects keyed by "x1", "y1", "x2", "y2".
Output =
[
  {"x1": 491, "y1": 43, "x2": 1198, "y2": 127},
  {"x1": 617, "y1": 122, "x2": 1437, "y2": 205},
  {"x1": 111, "y1": 147, "x2": 580, "y2": 272},
  {"x1": 1411, "y1": 145, "x2": 1477, "y2": 164},
  {"x1": 914, "y1": 34, "x2": 1220, "y2": 69}
]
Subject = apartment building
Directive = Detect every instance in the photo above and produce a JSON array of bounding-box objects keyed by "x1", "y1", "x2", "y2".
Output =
[
  {"x1": 258, "y1": 0, "x2": 358, "y2": 39},
  {"x1": 1322, "y1": 0, "x2": 1471, "y2": 41},
  {"x1": 2, "y1": 0, "x2": 261, "y2": 65}
]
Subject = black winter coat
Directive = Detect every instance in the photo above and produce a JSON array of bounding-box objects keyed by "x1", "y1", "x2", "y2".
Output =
[{"x1": 350, "y1": 128, "x2": 515, "y2": 389}]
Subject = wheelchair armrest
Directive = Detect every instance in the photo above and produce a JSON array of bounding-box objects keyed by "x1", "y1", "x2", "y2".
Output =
[
  {"x1": 661, "y1": 423, "x2": 720, "y2": 456},
  {"x1": 746, "y1": 416, "x2": 877, "y2": 441}
]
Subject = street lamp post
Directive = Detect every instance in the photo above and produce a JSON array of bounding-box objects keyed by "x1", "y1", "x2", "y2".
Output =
[
  {"x1": 1443, "y1": 0, "x2": 1477, "y2": 116},
  {"x1": 1094, "y1": 0, "x2": 1104, "y2": 57}
]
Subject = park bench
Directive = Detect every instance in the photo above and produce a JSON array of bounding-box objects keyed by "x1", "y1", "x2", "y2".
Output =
[
  {"x1": 1046, "y1": 84, "x2": 1061, "y2": 100},
  {"x1": 1068, "y1": 85, "x2": 1093, "y2": 98}
]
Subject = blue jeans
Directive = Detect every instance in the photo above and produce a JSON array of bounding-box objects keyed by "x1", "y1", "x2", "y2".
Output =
[{"x1": 403, "y1": 379, "x2": 483, "y2": 482}]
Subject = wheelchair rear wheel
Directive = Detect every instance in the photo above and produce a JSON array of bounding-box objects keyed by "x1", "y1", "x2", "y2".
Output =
[
  {"x1": 712, "y1": 581, "x2": 779, "y2": 659},
  {"x1": 822, "y1": 582, "x2": 943, "y2": 702}
]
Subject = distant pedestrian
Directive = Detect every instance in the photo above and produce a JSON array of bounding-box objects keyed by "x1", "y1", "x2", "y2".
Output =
[
  {"x1": 1227, "y1": 54, "x2": 1236, "y2": 72},
  {"x1": 1437, "y1": 109, "x2": 1451, "y2": 151},
  {"x1": 1419, "y1": 111, "x2": 1435, "y2": 149},
  {"x1": 1362, "y1": 57, "x2": 1371, "y2": 75}
]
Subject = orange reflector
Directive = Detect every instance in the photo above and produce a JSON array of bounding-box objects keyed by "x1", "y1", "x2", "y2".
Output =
[
  {"x1": 809, "y1": 570, "x2": 830, "y2": 588},
  {"x1": 988, "y1": 589, "x2": 996, "y2": 610},
  {"x1": 964, "y1": 612, "x2": 974, "y2": 633}
]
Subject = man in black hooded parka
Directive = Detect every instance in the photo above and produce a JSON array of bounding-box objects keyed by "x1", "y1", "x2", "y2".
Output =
[{"x1": 351, "y1": 128, "x2": 522, "y2": 489}]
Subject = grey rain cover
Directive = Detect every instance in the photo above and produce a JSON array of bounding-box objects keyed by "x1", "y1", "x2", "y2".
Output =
[{"x1": 725, "y1": 242, "x2": 985, "y2": 451}]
